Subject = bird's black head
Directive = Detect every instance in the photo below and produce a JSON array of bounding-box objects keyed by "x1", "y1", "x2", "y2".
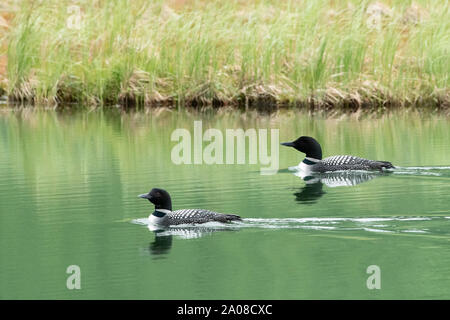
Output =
[
  {"x1": 281, "y1": 136, "x2": 323, "y2": 160},
  {"x1": 138, "y1": 188, "x2": 172, "y2": 211}
]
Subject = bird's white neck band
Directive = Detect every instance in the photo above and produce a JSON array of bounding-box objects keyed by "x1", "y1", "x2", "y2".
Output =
[
  {"x1": 304, "y1": 157, "x2": 320, "y2": 164},
  {"x1": 155, "y1": 209, "x2": 171, "y2": 214}
]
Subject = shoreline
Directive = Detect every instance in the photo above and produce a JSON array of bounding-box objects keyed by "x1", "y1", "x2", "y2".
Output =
[
  {"x1": 2, "y1": 91, "x2": 448, "y2": 114},
  {"x1": 1, "y1": 97, "x2": 449, "y2": 118}
]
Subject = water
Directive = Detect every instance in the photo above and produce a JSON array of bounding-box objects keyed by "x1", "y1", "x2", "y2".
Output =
[{"x1": 0, "y1": 107, "x2": 449, "y2": 299}]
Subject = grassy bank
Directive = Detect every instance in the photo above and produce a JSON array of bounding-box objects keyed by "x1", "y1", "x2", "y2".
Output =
[{"x1": 1, "y1": 0, "x2": 449, "y2": 110}]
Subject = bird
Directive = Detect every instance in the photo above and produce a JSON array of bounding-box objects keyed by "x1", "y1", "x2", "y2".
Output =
[
  {"x1": 138, "y1": 188, "x2": 241, "y2": 227},
  {"x1": 281, "y1": 136, "x2": 394, "y2": 173}
]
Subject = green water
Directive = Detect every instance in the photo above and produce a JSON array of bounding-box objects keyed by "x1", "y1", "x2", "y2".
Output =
[{"x1": 0, "y1": 107, "x2": 449, "y2": 299}]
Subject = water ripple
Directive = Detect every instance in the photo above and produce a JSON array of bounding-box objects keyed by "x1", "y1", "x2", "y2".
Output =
[{"x1": 131, "y1": 215, "x2": 450, "y2": 239}]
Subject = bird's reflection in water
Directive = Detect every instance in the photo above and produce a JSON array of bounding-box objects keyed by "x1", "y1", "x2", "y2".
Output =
[
  {"x1": 293, "y1": 170, "x2": 389, "y2": 204},
  {"x1": 147, "y1": 225, "x2": 239, "y2": 257},
  {"x1": 294, "y1": 179, "x2": 326, "y2": 204},
  {"x1": 148, "y1": 230, "x2": 173, "y2": 257}
]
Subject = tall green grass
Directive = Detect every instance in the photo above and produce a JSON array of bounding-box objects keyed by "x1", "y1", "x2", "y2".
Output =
[{"x1": 4, "y1": 0, "x2": 450, "y2": 110}]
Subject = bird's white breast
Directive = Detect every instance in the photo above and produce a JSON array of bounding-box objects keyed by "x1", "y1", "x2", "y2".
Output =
[
  {"x1": 149, "y1": 214, "x2": 165, "y2": 225},
  {"x1": 298, "y1": 161, "x2": 314, "y2": 174},
  {"x1": 148, "y1": 209, "x2": 171, "y2": 225}
]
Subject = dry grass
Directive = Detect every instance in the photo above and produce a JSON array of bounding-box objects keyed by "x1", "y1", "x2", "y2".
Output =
[{"x1": 1, "y1": 0, "x2": 449, "y2": 112}]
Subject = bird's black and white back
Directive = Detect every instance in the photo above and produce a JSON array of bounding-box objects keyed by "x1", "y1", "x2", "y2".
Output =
[
  {"x1": 281, "y1": 136, "x2": 394, "y2": 173},
  {"x1": 139, "y1": 188, "x2": 241, "y2": 227},
  {"x1": 313, "y1": 155, "x2": 394, "y2": 172},
  {"x1": 168, "y1": 209, "x2": 241, "y2": 225}
]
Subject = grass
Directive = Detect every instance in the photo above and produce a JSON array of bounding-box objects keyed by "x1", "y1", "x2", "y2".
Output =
[{"x1": 1, "y1": 0, "x2": 449, "y2": 111}]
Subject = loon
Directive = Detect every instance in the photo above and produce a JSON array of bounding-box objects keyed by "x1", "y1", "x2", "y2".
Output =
[
  {"x1": 138, "y1": 188, "x2": 241, "y2": 227},
  {"x1": 281, "y1": 136, "x2": 394, "y2": 173}
]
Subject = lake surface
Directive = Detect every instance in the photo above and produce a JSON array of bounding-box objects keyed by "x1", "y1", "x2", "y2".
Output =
[{"x1": 0, "y1": 107, "x2": 449, "y2": 299}]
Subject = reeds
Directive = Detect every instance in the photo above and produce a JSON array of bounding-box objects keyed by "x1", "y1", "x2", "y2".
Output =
[{"x1": 2, "y1": 0, "x2": 449, "y2": 111}]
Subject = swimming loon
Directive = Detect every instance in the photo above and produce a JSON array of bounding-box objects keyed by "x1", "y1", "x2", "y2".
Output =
[
  {"x1": 138, "y1": 188, "x2": 241, "y2": 226},
  {"x1": 281, "y1": 136, "x2": 394, "y2": 173}
]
